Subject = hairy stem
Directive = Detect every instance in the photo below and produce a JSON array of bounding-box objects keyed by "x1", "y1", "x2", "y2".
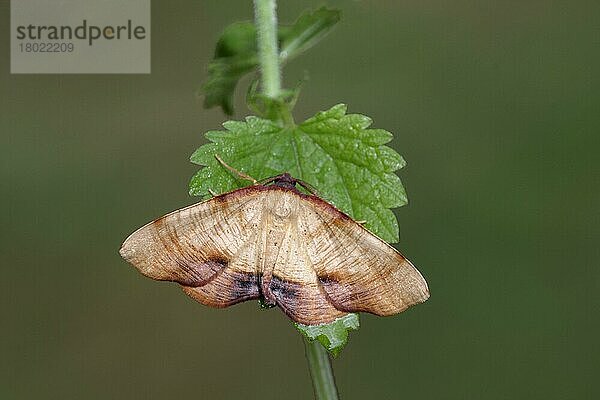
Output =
[
  {"x1": 304, "y1": 337, "x2": 340, "y2": 400},
  {"x1": 253, "y1": 0, "x2": 281, "y2": 98}
]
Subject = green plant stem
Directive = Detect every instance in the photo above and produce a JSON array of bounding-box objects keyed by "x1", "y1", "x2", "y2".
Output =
[
  {"x1": 253, "y1": 0, "x2": 281, "y2": 98},
  {"x1": 304, "y1": 337, "x2": 340, "y2": 400},
  {"x1": 253, "y1": 2, "x2": 338, "y2": 398}
]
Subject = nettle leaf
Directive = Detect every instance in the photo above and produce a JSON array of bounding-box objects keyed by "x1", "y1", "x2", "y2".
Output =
[
  {"x1": 202, "y1": 22, "x2": 258, "y2": 115},
  {"x1": 201, "y1": 7, "x2": 340, "y2": 115},
  {"x1": 189, "y1": 104, "x2": 407, "y2": 354},
  {"x1": 296, "y1": 314, "x2": 360, "y2": 357},
  {"x1": 190, "y1": 104, "x2": 407, "y2": 243}
]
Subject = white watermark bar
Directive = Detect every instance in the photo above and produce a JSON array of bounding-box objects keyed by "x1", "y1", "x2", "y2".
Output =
[{"x1": 11, "y1": 0, "x2": 150, "y2": 74}]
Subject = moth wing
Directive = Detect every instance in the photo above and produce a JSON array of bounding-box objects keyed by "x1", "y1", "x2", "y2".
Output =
[
  {"x1": 298, "y1": 197, "x2": 430, "y2": 316},
  {"x1": 120, "y1": 188, "x2": 265, "y2": 306},
  {"x1": 268, "y1": 214, "x2": 347, "y2": 325}
]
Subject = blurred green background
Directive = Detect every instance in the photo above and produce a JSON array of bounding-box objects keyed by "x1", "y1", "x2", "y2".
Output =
[{"x1": 2, "y1": 1, "x2": 598, "y2": 398}]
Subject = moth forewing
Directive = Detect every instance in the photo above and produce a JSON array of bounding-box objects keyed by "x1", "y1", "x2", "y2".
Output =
[
  {"x1": 295, "y1": 194, "x2": 429, "y2": 317},
  {"x1": 119, "y1": 189, "x2": 263, "y2": 286}
]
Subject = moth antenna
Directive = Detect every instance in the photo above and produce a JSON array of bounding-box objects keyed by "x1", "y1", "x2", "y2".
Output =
[
  {"x1": 214, "y1": 154, "x2": 257, "y2": 184},
  {"x1": 297, "y1": 179, "x2": 319, "y2": 195},
  {"x1": 208, "y1": 189, "x2": 218, "y2": 197},
  {"x1": 355, "y1": 220, "x2": 367, "y2": 225}
]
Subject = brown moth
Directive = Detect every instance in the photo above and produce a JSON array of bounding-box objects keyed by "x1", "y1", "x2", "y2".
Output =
[{"x1": 119, "y1": 173, "x2": 429, "y2": 325}]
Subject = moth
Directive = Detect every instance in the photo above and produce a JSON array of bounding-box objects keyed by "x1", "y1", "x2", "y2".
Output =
[{"x1": 120, "y1": 173, "x2": 429, "y2": 325}]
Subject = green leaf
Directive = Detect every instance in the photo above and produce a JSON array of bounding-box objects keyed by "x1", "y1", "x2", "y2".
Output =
[
  {"x1": 201, "y1": 7, "x2": 340, "y2": 115},
  {"x1": 202, "y1": 22, "x2": 258, "y2": 115},
  {"x1": 296, "y1": 314, "x2": 360, "y2": 357},
  {"x1": 279, "y1": 7, "x2": 341, "y2": 62},
  {"x1": 190, "y1": 104, "x2": 407, "y2": 243},
  {"x1": 189, "y1": 104, "x2": 407, "y2": 353}
]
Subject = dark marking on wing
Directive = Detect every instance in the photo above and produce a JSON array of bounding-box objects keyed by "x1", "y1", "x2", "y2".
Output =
[
  {"x1": 268, "y1": 275, "x2": 347, "y2": 325},
  {"x1": 317, "y1": 273, "x2": 341, "y2": 285},
  {"x1": 232, "y1": 271, "x2": 260, "y2": 297},
  {"x1": 183, "y1": 270, "x2": 261, "y2": 307},
  {"x1": 316, "y1": 276, "x2": 360, "y2": 313},
  {"x1": 269, "y1": 275, "x2": 299, "y2": 306}
]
